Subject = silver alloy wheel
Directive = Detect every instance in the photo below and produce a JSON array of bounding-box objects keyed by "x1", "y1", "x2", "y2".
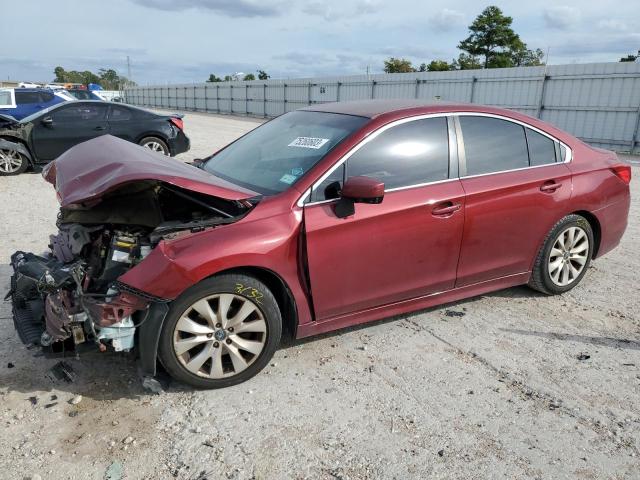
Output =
[
  {"x1": 0, "y1": 149, "x2": 23, "y2": 173},
  {"x1": 173, "y1": 293, "x2": 267, "y2": 379},
  {"x1": 548, "y1": 226, "x2": 590, "y2": 287},
  {"x1": 142, "y1": 140, "x2": 168, "y2": 155}
]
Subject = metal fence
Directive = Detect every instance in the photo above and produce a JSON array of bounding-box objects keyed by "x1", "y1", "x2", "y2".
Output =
[{"x1": 125, "y1": 62, "x2": 640, "y2": 153}]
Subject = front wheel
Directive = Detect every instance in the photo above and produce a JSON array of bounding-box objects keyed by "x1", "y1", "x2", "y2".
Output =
[
  {"x1": 529, "y1": 214, "x2": 594, "y2": 295},
  {"x1": 139, "y1": 136, "x2": 169, "y2": 156},
  {"x1": 158, "y1": 274, "x2": 282, "y2": 389},
  {"x1": 0, "y1": 149, "x2": 28, "y2": 176}
]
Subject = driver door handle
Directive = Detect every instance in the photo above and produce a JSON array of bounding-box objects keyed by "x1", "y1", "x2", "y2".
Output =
[
  {"x1": 94, "y1": 126, "x2": 106, "y2": 131},
  {"x1": 540, "y1": 181, "x2": 562, "y2": 193},
  {"x1": 431, "y1": 202, "x2": 462, "y2": 216}
]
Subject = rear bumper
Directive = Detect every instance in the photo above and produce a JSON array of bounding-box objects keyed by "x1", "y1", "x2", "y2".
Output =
[
  {"x1": 593, "y1": 195, "x2": 630, "y2": 258},
  {"x1": 170, "y1": 131, "x2": 190, "y2": 156}
]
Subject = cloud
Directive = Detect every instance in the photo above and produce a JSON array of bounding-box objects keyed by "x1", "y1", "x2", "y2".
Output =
[
  {"x1": 301, "y1": 0, "x2": 380, "y2": 21},
  {"x1": 597, "y1": 19, "x2": 629, "y2": 31},
  {"x1": 428, "y1": 8, "x2": 465, "y2": 32},
  {"x1": 543, "y1": 6, "x2": 580, "y2": 29},
  {"x1": 130, "y1": 0, "x2": 282, "y2": 18}
]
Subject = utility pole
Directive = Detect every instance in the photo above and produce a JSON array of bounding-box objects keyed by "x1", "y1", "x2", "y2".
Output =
[{"x1": 127, "y1": 56, "x2": 132, "y2": 81}]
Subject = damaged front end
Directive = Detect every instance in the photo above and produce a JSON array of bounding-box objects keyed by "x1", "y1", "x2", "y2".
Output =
[{"x1": 7, "y1": 136, "x2": 258, "y2": 375}]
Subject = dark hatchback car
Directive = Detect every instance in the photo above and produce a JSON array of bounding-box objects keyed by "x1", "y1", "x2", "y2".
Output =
[{"x1": 0, "y1": 100, "x2": 189, "y2": 175}]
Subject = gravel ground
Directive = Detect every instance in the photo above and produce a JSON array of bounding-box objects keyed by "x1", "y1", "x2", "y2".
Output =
[{"x1": 0, "y1": 109, "x2": 639, "y2": 480}]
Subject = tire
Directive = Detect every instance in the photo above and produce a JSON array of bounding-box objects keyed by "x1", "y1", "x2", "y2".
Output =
[
  {"x1": 139, "y1": 136, "x2": 169, "y2": 156},
  {"x1": 0, "y1": 149, "x2": 28, "y2": 176},
  {"x1": 158, "y1": 273, "x2": 282, "y2": 389},
  {"x1": 529, "y1": 214, "x2": 594, "y2": 295}
]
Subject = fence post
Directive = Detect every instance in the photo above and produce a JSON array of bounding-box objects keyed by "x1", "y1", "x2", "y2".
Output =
[
  {"x1": 469, "y1": 76, "x2": 477, "y2": 103},
  {"x1": 536, "y1": 74, "x2": 549, "y2": 119},
  {"x1": 336, "y1": 82, "x2": 341, "y2": 102},
  {"x1": 204, "y1": 83, "x2": 208, "y2": 112},
  {"x1": 283, "y1": 83, "x2": 287, "y2": 114},
  {"x1": 263, "y1": 84, "x2": 267, "y2": 117},
  {"x1": 414, "y1": 78, "x2": 420, "y2": 99},
  {"x1": 631, "y1": 101, "x2": 640, "y2": 154},
  {"x1": 230, "y1": 85, "x2": 233, "y2": 114},
  {"x1": 308, "y1": 82, "x2": 312, "y2": 105},
  {"x1": 371, "y1": 80, "x2": 376, "y2": 99},
  {"x1": 246, "y1": 84, "x2": 249, "y2": 115}
]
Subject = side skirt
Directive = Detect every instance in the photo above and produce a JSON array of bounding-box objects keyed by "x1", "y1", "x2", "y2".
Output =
[{"x1": 296, "y1": 272, "x2": 531, "y2": 338}]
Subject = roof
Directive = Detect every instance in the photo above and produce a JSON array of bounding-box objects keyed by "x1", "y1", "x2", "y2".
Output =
[{"x1": 300, "y1": 99, "x2": 467, "y2": 118}]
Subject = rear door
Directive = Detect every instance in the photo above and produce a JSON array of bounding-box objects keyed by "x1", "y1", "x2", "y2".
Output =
[
  {"x1": 31, "y1": 103, "x2": 110, "y2": 160},
  {"x1": 107, "y1": 105, "x2": 137, "y2": 142},
  {"x1": 303, "y1": 116, "x2": 466, "y2": 320},
  {"x1": 455, "y1": 114, "x2": 572, "y2": 286}
]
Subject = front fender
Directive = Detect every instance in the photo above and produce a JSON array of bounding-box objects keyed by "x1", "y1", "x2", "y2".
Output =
[{"x1": 117, "y1": 209, "x2": 314, "y2": 326}]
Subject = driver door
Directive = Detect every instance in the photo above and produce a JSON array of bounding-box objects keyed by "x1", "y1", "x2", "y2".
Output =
[
  {"x1": 303, "y1": 116, "x2": 465, "y2": 320},
  {"x1": 31, "y1": 103, "x2": 109, "y2": 160}
]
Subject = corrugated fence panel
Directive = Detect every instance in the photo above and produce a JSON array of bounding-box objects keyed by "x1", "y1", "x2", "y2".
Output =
[{"x1": 125, "y1": 62, "x2": 640, "y2": 153}]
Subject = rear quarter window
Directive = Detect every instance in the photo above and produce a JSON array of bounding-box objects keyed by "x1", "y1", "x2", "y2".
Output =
[{"x1": 526, "y1": 128, "x2": 557, "y2": 166}]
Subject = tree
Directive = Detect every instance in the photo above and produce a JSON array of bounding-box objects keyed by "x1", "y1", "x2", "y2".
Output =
[
  {"x1": 418, "y1": 63, "x2": 427, "y2": 72},
  {"x1": 458, "y1": 6, "x2": 543, "y2": 68},
  {"x1": 427, "y1": 60, "x2": 452, "y2": 71},
  {"x1": 451, "y1": 53, "x2": 482, "y2": 70},
  {"x1": 207, "y1": 74, "x2": 223, "y2": 82},
  {"x1": 243, "y1": 73, "x2": 256, "y2": 81},
  {"x1": 620, "y1": 50, "x2": 640, "y2": 62},
  {"x1": 257, "y1": 70, "x2": 270, "y2": 80},
  {"x1": 383, "y1": 57, "x2": 415, "y2": 73},
  {"x1": 224, "y1": 75, "x2": 233, "y2": 82}
]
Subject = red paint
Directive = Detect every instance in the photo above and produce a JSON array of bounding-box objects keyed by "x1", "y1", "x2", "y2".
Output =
[
  {"x1": 54, "y1": 101, "x2": 630, "y2": 340},
  {"x1": 341, "y1": 176, "x2": 385, "y2": 200}
]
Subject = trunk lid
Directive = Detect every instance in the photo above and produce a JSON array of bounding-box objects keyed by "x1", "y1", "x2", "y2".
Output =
[{"x1": 43, "y1": 135, "x2": 257, "y2": 207}]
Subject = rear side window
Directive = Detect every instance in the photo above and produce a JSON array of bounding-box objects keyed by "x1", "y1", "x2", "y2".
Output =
[
  {"x1": 346, "y1": 117, "x2": 449, "y2": 190},
  {"x1": 526, "y1": 128, "x2": 556, "y2": 166},
  {"x1": 109, "y1": 106, "x2": 133, "y2": 121},
  {"x1": 15, "y1": 91, "x2": 43, "y2": 105},
  {"x1": 39, "y1": 91, "x2": 54, "y2": 103},
  {"x1": 52, "y1": 104, "x2": 108, "y2": 121},
  {"x1": 460, "y1": 116, "x2": 529, "y2": 176}
]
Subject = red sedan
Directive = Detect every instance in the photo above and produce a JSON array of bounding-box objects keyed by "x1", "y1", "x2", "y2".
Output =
[{"x1": 10, "y1": 100, "x2": 630, "y2": 389}]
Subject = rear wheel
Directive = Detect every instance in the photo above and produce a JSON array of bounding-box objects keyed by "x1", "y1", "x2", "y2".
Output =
[
  {"x1": 529, "y1": 214, "x2": 593, "y2": 295},
  {"x1": 158, "y1": 274, "x2": 282, "y2": 389},
  {"x1": 139, "y1": 136, "x2": 169, "y2": 156},
  {"x1": 0, "y1": 149, "x2": 27, "y2": 175}
]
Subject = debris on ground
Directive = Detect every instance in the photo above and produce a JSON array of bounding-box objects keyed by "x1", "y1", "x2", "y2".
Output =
[
  {"x1": 577, "y1": 353, "x2": 591, "y2": 361},
  {"x1": 444, "y1": 310, "x2": 466, "y2": 318},
  {"x1": 69, "y1": 395, "x2": 83, "y2": 405},
  {"x1": 104, "y1": 461, "x2": 123, "y2": 480},
  {"x1": 46, "y1": 361, "x2": 76, "y2": 383},
  {"x1": 7, "y1": 362, "x2": 14, "y2": 368}
]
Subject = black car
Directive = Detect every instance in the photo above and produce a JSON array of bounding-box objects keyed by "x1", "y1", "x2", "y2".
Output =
[{"x1": 0, "y1": 101, "x2": 190, "y2": 176}]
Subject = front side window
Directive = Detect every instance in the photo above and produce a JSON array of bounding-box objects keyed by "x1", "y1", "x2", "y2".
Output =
[
  {"x1": 51, "y1": 104, "x2": 108, "y2": 122},
  {"x1": 460, "y1": 116, "x2": 529, "y2": 176},
  {"x1": 526, "y1": 128, "x2": 557, "y2": 166},
  {"x1": 346, "y1": 117, "x2": 450, "y2": 190},
  {"x1": 203, "y1": 111, "x2": 368, "y2": 195}
]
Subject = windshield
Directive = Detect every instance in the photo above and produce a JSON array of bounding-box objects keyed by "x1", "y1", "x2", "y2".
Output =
[{"x1": 203, "y1": 110, "x2": 368, "y2": 194}]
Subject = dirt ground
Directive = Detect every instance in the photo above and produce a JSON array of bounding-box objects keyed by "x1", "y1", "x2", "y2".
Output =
[{"x1": 1, "y1": 110, "x2": 639, "y2": 480}]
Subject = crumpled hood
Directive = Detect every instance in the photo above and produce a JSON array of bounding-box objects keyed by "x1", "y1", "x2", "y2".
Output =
[{"x1": 43, "y1": 135, "x2": 258, "y2": 207}]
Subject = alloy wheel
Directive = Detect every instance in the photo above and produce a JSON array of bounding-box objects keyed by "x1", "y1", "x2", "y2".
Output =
[
  {"x1": 142, "y1": 140, "x2": 168, "y2": 155},
  {"x1": 172, "y1": 293, "x2": 268, "y2": 379},
  {"x1": 548, "y1": 226, "x2": 590, "y2": 287},
  {"x1": 0, "y1": 150, "x2": 23, "y2": 174}
]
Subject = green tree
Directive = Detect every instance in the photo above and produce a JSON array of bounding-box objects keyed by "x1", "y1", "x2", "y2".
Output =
[
  {"x1": 620, "y1": 50, "x2": 639, "y2": 62},
  {"x1": 451, "y1": 53, "x2": 482, "y2": 70},
  {"x1": 458, "y1": 6, "x2": 542, "y2": 68},
  {"x1": 427, "y1": 60, "x2": 452, "y2": 71},
  {"x1": 243, "y1": 73, "x2": 256, "y2": 81},
  {"x1": 224, "y1": 75, "x2": 233, "y2": 82},
  {"x1": 418, "y1": 63, "x2": 427, "y2": 72},
  {"x1": 383, "y1": 57, "x2": 415, "y2": 73},
  {"x1": 257, "y1": 70, "x2": 270, "y2": 80},
  {"x1": 207, "y1": 74, "x2": 223, "y2": 82}
]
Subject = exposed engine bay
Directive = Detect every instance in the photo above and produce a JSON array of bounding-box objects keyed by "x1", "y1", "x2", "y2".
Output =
[{"x1": 8, "y1": 180, "x2": 255, "y2": 356}]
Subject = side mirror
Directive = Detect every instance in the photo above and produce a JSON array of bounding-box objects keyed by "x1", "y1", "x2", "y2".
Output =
[
  {"x1": 41, "y1": 116, "x2": 53, "y2": 127},
  {"x1": 334, "y1": 176, "x2": 384, "y2": 218}
]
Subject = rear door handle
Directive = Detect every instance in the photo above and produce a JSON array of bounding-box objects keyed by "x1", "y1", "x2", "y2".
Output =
[
  {"x1": 540, "y1": 182, "x2": 563, "y2": 192},
  {"x1": 431, "y1": 202, "x2": 462, "y2": 216}
]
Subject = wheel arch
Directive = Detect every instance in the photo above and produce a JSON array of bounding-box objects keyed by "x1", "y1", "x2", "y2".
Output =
[
  {"x1": 0, "y1": 136, "x2": 36, "y2": 166},
  {"x1": 208, "y1": 266, "x2": 299, "y2": 341},
  {"x1": 571, "y1": 210, "x2": 601, "y2": 257}
]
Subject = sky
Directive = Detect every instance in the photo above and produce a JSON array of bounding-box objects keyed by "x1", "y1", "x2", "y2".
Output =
[{"x1": 2, "y1": 0, "x2": 639, "y2": 85}]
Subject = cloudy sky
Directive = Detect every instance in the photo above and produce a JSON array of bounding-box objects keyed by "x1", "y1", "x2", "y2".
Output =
[{"x1": 3, "y1": 0, "x2": 639, "y2": 84}]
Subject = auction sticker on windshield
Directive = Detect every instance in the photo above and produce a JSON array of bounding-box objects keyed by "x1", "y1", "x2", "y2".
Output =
[{"x1": 288, "y1": 137, "x2": 329, "y2": 149}]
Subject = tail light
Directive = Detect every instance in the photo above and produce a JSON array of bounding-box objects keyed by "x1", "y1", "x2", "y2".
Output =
[
  {"x1": 169, "y1": 117, "x2": 184, "y2": 130},
  {"x1": 611, "y1": 164, "x2": 631, "y2": 184}
]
